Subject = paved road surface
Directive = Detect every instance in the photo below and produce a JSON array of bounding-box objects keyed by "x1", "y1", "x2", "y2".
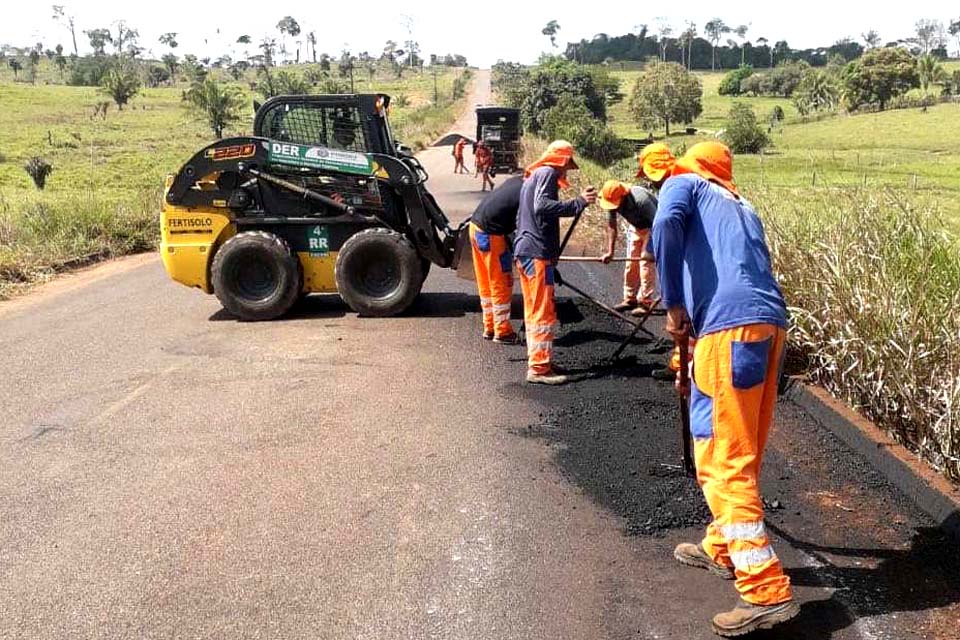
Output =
[{"x1": 2, "y1": 71, "x2": 957, "y2": 639}]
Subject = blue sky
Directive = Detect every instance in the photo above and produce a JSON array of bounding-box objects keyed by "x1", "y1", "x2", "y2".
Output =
[{"x1": 3, "y1": 2, "x2": 958, "y2": 66}]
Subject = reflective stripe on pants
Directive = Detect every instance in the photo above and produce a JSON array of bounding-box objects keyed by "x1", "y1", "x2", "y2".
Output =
[
  {"x1": 470, "y1": 223, "x2": 514, "y2": 338},
  {"x1": 691, "y1": 323, "x2": 792, "y2": 606},
  {"x1": 517, "y1": 257, "x2": 557, "y2": 376},
  {"x1": 623, "y1": 225, "x2": 657, "y2": 303}
]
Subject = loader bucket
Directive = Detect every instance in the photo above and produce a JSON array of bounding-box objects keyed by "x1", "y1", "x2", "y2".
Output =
[{"x1": 451, "y1": 224, "x2": 476, "y2": 282}]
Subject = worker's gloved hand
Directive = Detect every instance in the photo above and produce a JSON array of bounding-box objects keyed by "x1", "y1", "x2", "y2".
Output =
[
  {"x1": 581, "y1": 186, "x2": 598, "y2": 205},
  {"x1": 553, "y1": 267, "x2": 564, "y2": 287},
  {"x1": 599, "y1": 251, "x2": 614, "y2": 264},
  {"x1": 665, "y1": 306, "x2": 691, "y2": 341}
]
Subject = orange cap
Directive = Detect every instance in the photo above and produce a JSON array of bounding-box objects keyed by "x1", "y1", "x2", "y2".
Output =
[
  {"x1": 672, "y1": 141, "x2": 739, "y2": 196},
  {"x1": 598, "y1": 180, "x2": 631, "y2": 211},
  {"x1": 524, "y1": 140, "x2": 579, "y2": 189},
  {"x1": 636, "y1": 143, "x2": 676, "y2": 181}
]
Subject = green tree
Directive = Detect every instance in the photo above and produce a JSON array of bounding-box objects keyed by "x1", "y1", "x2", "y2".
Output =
[
  {"x1": 159, "y1": 32, "x2": 178, "y2": 49},
  {"x1": 542, "y1": 20, "x2": 561, "y2": 49},
  {"x1": 100, "y1": 65, "x2": 140, "y2": 109},
  {"x1": 256, "y1": 69, "x2": 310, "y2": 99},
  {"x1": 722, "y1": 103, "x2": 770, "y2": 153},
  {"x1": 913, "y1": 19, "x2": 943, "y2": 55},
  {"x1": 718, "y1": 65, "x2": 753, "y2": 96},
  {"x1": 704, "y1": 18, "x2": 730, "y2": 70},
  {"x1": 85, "y1": 28, "x2": 111, "y2": 56},
  {"x1": 236, "y1": 34, "x2": 252, "y2": 59},
  {"x1": 161, "y1": 53, "x2": 178, "y2": 80},
  {"x1": 276, "y1": 16, "x2": 300, "y2": 62},
  {"x1": 628, "y1": 61, "x2": 702, "y2": 135},
  {"x1": 917, "y1": 54, "x2": 947, "y2": 91},
  {"x1": 793, "y1": 69, "x2": 839, "y2": 115},
  {"x1": 843, "y1": 47, "x2": 919, "y2": 111},
  {"x1": 184, "y1": 78, "x2": 245, "y2": 138},
  {"x1": 307, "y1": 31, "x2": 317, "y2": 63},
  {"x1": 54, "y1": 44, "x2": 67, "y2": 78},
  {"x1": 110, "y1": 21, "x2": 138, "y2": 57},
  {"x1": 862, "y1": 29, "x2": 881, "y2": 49},
  {"x1": 518, "y1": 58, "x2": 610, "y2": 133},
  {"x1": 542, "y1": 94, "x2": 631, "y2": 165},
  {"x1": 734, "y1": 24, "x2": 750, "y2": 66}
]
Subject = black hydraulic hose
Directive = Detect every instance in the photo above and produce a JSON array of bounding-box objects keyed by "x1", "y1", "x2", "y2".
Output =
[{"x1": 245, "y1": 167, "x2": 356, "y2": 216}]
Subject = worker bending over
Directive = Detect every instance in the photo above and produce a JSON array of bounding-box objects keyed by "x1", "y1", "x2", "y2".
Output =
[
  {"x1": 469, "y1": 175, "x2": 523, "y2": 343},
  {"x1": 601, "y1": 143, "x2": 675, "y2": 315},
  {"x1": 652, "y1": 142, "x2": 799, "y2": 636},
  {"x1": 515, "y1": 140, "x2": 597, "y2": 385}
]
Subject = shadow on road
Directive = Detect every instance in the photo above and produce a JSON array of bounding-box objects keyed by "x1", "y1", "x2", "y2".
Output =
[
  {"x1": 745, "y1": 523, "x2": 960, "y2": 639},
  {"x1": 207, "y1": 292, "x2": 485, "y2": 322}
]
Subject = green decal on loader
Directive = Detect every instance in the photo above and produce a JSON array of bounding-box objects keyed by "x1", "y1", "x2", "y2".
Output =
[
  {"x1": 308, "y1": 226, "x2": 330, "y2": 257},
  {"x1": 268, "y1": 142, "x2": 374, "y2": 175}
]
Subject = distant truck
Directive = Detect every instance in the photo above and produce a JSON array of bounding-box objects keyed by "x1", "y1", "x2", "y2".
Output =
[{"x1": 475, "y1": 106, "x2": 521, "y2": 176}]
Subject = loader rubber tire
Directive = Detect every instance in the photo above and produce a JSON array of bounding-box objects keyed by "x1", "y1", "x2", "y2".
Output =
[
  {"x1": 335, "y1": 227, "x2": 423, "y2": 317},
  {"x1": 211, "y1": 231, "x2": 301, "y2": 321}
]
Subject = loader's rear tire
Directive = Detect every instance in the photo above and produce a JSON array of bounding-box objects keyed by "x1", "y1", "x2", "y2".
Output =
[
  {"x1": 211, "y1": 231, "x2": 301, "y2": 321},
  {"x1": 336, "y1": 227, "x2": 423, "y2": 317}
]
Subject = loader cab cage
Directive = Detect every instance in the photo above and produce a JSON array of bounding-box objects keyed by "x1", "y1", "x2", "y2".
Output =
[{"x1": 254, "y1": 94, "x2": 396, "y2": 156}]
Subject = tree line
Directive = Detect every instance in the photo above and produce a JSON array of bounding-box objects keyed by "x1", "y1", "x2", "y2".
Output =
[{"x1": 561, "y1": 18, "x2": 960, "y2": 70}]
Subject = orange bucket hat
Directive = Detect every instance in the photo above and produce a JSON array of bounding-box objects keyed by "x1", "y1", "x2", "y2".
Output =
[
  {"x1": 525, "y1": 140, "x2": 578, "y2": 189},
  {"x1": 636, "y1": 142, "x2": 676, "y2": 181},
  {"x1": 672, "y1": 141, "x2": 739, "y2": 196},
  {"x1": 598, "y1": 180, "x2": 631, "y2": 211}
]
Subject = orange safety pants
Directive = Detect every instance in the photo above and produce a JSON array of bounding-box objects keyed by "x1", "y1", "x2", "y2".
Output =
[
  {"x1": 469, "y1": 223, "x2": 515, "y2": 339},
  {"x1": 517, "y1": 257, "x2": 558, "y2": 375},
  {"x1": 690, "y1": 323, "x2": 792, "y2": 605},
  {"x1": 623, "y1": 226, "x2": 657, "y2": 303}
]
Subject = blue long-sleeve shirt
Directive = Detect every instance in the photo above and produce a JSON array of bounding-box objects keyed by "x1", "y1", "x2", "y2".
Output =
[
  {"x1": 651, "y1": 174, "x2": 787, "y2": 338},
  {"x1": 514, "y1": 166, "x2": 587, "y2": 260}
]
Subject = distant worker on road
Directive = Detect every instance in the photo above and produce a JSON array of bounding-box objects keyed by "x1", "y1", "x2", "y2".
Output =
[
  {"x1": 515, "y1": 140, "x2": 597, "y2": 385},
  {"x1": 469, "y1": 175, "x2": 524, "y2": 344},
  {"x1": 652, "y1": 141, "x2": 799, "y2": 636},
  {"x1": 453, "y1": 137, "x2": 469, "y2": 174},
  {"x1": 474, "y1": 141, "x2": 495, "y2": 192}
]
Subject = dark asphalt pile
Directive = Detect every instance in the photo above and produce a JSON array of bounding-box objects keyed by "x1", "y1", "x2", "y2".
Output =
[
  {"x1": 516, "y1": 294, "x2": 960, "y2": 636},
  {"x1": 521, "y1": 298, "x2": 712, "y2": 536}
]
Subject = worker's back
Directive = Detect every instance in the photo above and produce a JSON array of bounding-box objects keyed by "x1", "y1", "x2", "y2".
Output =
[{"x1": 652, "y1": 174, "x2": 786, "y2": 338}]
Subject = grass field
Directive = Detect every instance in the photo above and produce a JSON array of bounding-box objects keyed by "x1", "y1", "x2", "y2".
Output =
[
  {"x1": 0, "y1": 63, "x2": 470, "y2": 297},
  {"x1": 604, "y1": 70, "x2": 960, "y2": 221}
]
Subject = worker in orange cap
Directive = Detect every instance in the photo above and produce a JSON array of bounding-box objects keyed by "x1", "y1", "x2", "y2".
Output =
[
  {"x1": 597, "y1": 179, "x2": 660, "y2": 314},
  {"x1": 652, "y1": 141, "x2": 798, "y2": 636},
  {"x1": 515, "y1": 140, "x2": 597, "y2": 385},
  {"x1": 599, "y1": 143, "x2": 675, "y2": 314}
]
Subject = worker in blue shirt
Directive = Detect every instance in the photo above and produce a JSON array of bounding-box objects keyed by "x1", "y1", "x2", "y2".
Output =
[{"x1": 651, "y1": 141, "x2": 798, "y2": 637}]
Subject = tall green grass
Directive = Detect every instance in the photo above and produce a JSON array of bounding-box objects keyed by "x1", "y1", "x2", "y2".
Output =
[
  {"x1": 524, "y1": 139, "x2": 960, "y2": 482},
  {"x1": 0, "y1": 190, "x2": 156, "y2": 297},
  {"x1": 766, "y1": 189, "x2": 960, "y2": 480}
]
